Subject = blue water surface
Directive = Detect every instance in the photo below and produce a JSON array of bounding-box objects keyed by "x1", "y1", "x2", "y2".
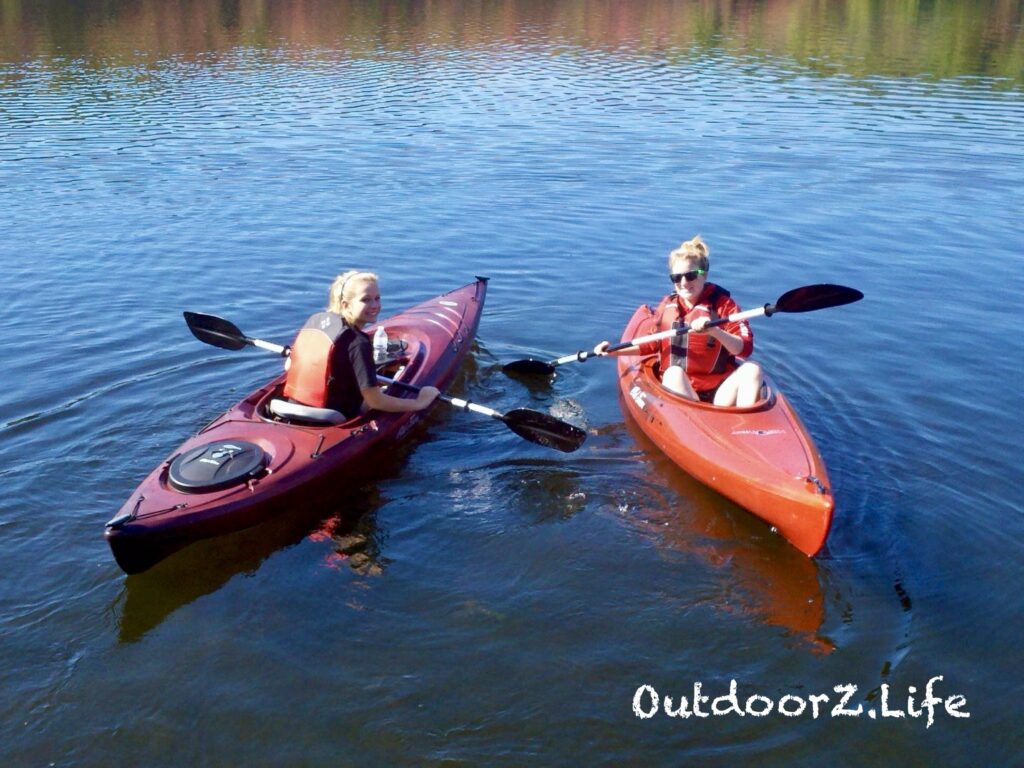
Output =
[{"x1": 1, "y1": 2, "x2": 1022, "y2": 765}]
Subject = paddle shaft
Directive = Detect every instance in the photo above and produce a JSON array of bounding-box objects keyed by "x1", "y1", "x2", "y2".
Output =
[
  {"x1": 502, "y1": 283, "x2": 862, "y2": 376},
  {"x1": 378, "y1": 376, "x2": 505, "y2": 419},
  {"x1": 556, "y1": 305, "x2": 767, "y2": 365},
  {"x1": 252, "y1": 338, "x2": 289, "y2": 356}
]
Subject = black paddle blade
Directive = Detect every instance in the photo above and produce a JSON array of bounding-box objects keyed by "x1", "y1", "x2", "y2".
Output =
[
  {"x1": 502, "y1": 409, "x2": 587, "y2": 453},
  {"x1": 774, "y1": 284, "x2": 863, "y2": 314},
  {"x1": 183, "y1": 311, "x2": 248, "y2": 351},
  {"x1": 503, "y1": 358, "x2": 557, "y2": 376}
]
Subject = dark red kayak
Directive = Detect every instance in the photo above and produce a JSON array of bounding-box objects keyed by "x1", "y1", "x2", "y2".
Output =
[{"x1": 106, "y1": 278, "x2": 488, "y2": 574}]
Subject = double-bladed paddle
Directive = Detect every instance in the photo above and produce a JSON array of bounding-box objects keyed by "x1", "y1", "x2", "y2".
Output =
[
  {"x1": 183, "y1": 311, "x2": 587, "y2": 453},
  {"x1": 503, "y1": 283, "x2": 863, "y2": 376}
]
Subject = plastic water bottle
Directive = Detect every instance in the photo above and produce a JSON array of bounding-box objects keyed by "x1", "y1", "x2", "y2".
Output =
[{"x1": 373, "y1": 325, "x2": 389, "y2": 364}]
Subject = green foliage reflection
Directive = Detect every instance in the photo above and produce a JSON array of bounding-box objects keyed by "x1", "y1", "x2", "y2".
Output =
[{"x1": 1, "y1": 0, "x2": 1021, "y2": 86}]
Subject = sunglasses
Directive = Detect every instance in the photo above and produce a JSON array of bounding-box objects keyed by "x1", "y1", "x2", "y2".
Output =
[{"x1": 670, "y1": 269, "x2": 706, "y2": 284}]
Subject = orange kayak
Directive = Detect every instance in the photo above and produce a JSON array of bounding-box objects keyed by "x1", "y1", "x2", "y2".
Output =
[{"x1": 615, "y1": 303, "x2": 834, "y2": 557}]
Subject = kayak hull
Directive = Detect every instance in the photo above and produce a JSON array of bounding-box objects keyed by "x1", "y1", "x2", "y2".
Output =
[
  {"x1": 106, "y1": 278, "x2": 487, "y2": 574},
  {"x1": 616, "y1": 303, "x2": 834, "y2": 557}
]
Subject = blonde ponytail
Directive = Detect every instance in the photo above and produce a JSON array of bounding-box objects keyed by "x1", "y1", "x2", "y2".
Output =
[{"x1": 668, "y1": 235, "x2": 710, "y2": 272}]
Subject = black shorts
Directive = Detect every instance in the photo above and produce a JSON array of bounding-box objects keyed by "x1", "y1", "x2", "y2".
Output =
[{"x1": 696, "y1": 386, "x2": 719, "y2": 403}]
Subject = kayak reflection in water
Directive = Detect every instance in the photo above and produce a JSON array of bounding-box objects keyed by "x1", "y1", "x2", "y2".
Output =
[
  {"x1": 594, "y1": 236, "x2": 764, "y2": 407},
  {"x1": 283, "y1": 270, "x2": 440, "y2": 418}
]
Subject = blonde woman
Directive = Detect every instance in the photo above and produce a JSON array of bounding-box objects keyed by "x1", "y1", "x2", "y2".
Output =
[
  {"x1": 595, "y1": 237, "x2": 763, "y2": 407},
  {"x1": 282, "y1": 270, "x2": 439, "y2": 418}
]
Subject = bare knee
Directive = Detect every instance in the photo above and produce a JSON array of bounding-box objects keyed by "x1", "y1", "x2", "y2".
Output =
[
  {"x1": 735, "y1": 362, "x2": 764, "y2": 407},
  {"x1": 739, "y1": 361, "x2": 762, "y2": 384},
  {"x1": 712, "y1": 362, "x2": 764, "y2": 407},
  {"x1": 662, "y1": 365, "x2": 697, "y2": 399}
]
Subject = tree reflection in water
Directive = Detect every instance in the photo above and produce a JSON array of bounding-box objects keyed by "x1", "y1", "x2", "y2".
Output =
[{"x1": 2, "y1": 0, "x2": 1020, "y2": 86}]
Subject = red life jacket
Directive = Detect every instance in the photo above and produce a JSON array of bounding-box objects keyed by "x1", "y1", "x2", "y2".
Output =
[
  {"x1": 282, "y1": 311, "x2": 347, "y2": 407},
  {"x1": 652, "y1": 284, "x2": 750, "y2": 392}
]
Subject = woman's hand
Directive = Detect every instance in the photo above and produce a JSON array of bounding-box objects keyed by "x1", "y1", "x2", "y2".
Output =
[
  {"x1": 593, "y1": 341, "x2": 611, "y2": 356},
  {"x1": 689, "y1": 316, "x2": 745, "y2": 356},
  {"x1": 688, "y1": 316, "x2": 711, "y2": 334},
  {"x1": 416, "y1": 386, "x2": 440, "y2": 408}
]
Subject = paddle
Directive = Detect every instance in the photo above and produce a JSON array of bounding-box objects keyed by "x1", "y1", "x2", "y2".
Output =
[
  {"x1": 183, "y1": 311, "x2": 290, "y2": 357},
  {"x1": 377, "y1": 376, "x2": 586, "y2": 453},
  {"x1": 183, "y1": 311, "x2": 587, "y2": 453},
  {"x1": 503, "y1": 283, "x2": 863, "y2": 376}
]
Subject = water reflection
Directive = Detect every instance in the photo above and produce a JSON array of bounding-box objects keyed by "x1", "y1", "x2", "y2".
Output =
[
  {"x1": 310, "y1": 509, "x2": 386, "y2": 576},
  {"x1": 619, "y1": 410, "x2": 835, "y2": 653},
  {"x1": 114, "y1": 483, "x2": 387, "y2": 643},
  {"x1": 2, "y1": 0, "x2": 1020, "y2": 85}
]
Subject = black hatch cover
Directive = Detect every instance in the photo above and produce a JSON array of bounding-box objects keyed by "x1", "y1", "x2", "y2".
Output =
[{"x1": 168, "y1": 440, "x2": 266, "y2": 493}]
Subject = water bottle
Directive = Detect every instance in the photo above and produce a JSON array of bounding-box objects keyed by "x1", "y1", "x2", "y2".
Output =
[{"x1": 373, "y1": 325, "x2": 389, "y2": 364}]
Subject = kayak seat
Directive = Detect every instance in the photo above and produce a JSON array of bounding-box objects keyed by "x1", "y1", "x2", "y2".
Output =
[{"x1": 268, "y1": 398, "x2": 346, "y2": 425}]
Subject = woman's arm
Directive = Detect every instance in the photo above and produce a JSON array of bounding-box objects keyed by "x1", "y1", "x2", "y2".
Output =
[
  {"x1": 361, "y1": 384, "x2": 439, "y2": 413},
  {"x1": 688, "y1": 316, "x2": 747, "y2": 356}
]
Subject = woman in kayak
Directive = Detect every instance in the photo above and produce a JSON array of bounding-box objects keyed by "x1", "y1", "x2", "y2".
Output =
[
  {"x1": 594, "y1": 236, "x2": 763, "y2": 407},
  {"x1": 283, "y1": 270, "x2": 439, "y2": 418}
]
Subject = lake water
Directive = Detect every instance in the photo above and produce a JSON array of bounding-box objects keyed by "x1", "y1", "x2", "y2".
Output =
[{"x1": 2, "y1": 1, "x2": 1022, "y2": 764}]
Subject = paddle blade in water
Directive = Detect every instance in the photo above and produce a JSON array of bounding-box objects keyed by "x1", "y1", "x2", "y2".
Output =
[
  {"x1": 184, "y1": 311, "x2": 248, "y2": 350},
  {"x1": 503, "y1": 358, "x2": 557, "y2": 377},
  {"x1": 774, "y1": 284, "x2": 863, "y2": 314},
  {"x1": 503, "y1": 409, "x2": 586, "y2": 452}
]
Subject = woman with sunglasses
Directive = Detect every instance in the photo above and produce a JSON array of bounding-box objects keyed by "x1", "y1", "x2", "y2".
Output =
[{"x1": 594, "y1": 236, "x2": 763, "y2": 407}]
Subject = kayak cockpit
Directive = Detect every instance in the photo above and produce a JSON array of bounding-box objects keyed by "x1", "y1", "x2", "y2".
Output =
[
  {"x1": 254, "y1": 335, "x2": 425, "y2": 427},
  {"x1": 643, "y1": 357, "x2": 776, "y2": 413}
]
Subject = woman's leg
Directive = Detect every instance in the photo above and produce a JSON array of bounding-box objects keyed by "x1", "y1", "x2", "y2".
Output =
[
  {"x1": 713, "y1": 362, "x2": 763, "y2": 407},
  {"x1": 662, "y1": 365, "x2": 699, "y2": 399}
]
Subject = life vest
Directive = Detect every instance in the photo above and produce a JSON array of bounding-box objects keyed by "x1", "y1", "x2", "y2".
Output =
[
  {"x1": 282, "y1": 311, "x2": 348, "y2": 407},
  {"x1": 654, "y1": 285, "x2": 740, "y2": 391}
]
